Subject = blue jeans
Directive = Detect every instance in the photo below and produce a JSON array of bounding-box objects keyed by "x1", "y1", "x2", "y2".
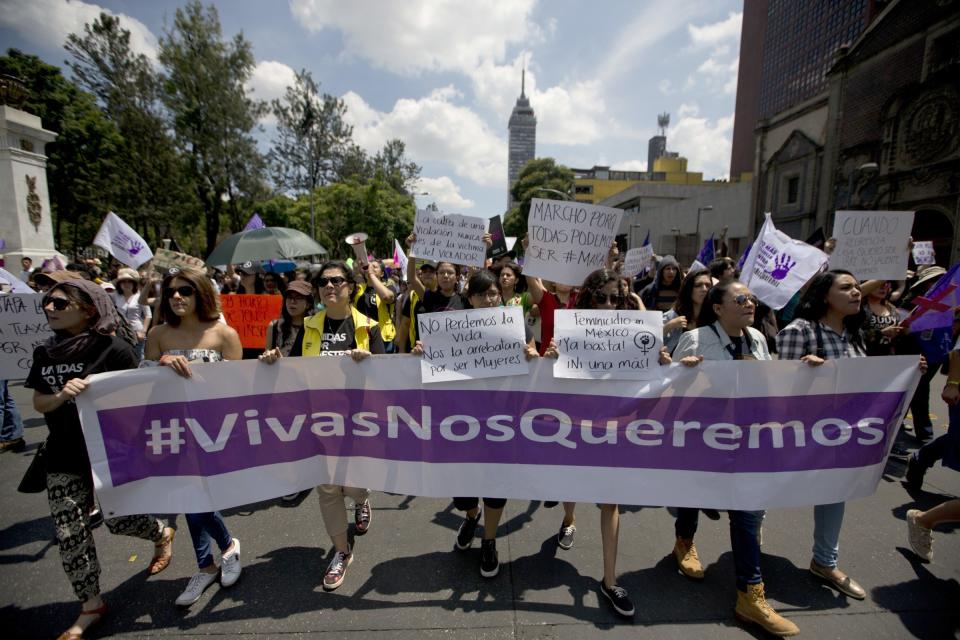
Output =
[
  {"x1": 185, "y1": 511, "x2": 232, "y2": 569},
  {"x1": 730, "y1": 510, "x2": 765, "y2": 591},
  {"x1": 0, "y1": 380, "x2": 23, "y2": 442},
  {"x1": 812, "y1": 502, "x2": 845, "y2": 568}
]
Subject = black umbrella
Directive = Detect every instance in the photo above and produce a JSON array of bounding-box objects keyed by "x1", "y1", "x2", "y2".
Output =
[{"x1": 205, "y1": 227, "x2": 327, "y2": 266}]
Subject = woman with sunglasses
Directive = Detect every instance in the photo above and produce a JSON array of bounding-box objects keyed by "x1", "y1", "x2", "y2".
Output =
[
  {"x1": 26, "y1": 280, "x2": 175, "y2": 640},
  {"x1": 262, "y1": 260, "x2": 384, "y2": 592},
  {"x1": 673, "y1": 280, "x2": 798, "y2": 637},
  {"x1": 145, "y1": 268, "x2": 244, "y2": 608},
  {"x1": 263, "y1": 280, "x2": 314, "y2": 360}
]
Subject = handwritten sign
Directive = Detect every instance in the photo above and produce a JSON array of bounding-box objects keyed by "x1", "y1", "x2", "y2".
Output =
[
  {"x1": 523, "y1": 198, "x2": 624, "y2": 286},
  {"x1": 912, "y1": 241, "x2": 936, "y2": 266},
  {"x1": 152, "y1": 247, "x2": 206, "y2": 274},
  {"x1": 220, "y1": 294, "x2": 283, "y2": 349},
  {"x1": 830, "y1": 210, "x2": 914, "y2": 280},
  {"x1": 418, "y1": 306, "x2": 528, "y2": 383},
  {"x1": 553, "y1": 310, "x2": 662, "y2": 380},
  {"x1": 411, "y1": 210, "x2": 488, "y2": 267},
  {"x1": 0, "y1": 294, "x2": 54, "y2": 379},
  {"x1": 623, "y1": 246, "x2": 654, "y2": 277}
]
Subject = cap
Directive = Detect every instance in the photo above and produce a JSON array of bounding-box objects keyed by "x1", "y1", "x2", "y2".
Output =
[
  {"x1": 285, "y1": 280, "x2": 313, "y2": 297},
  {"x1": 33, "y1": 270, "x2": 84, "y2": 286},
  {"x1": 115, "y1": 267, "x2": 140, "y2": 283},
  {"x1": 235, "y1": 261, "x2": 257, "y2": 275},
  {"x1": 101, "y1": 282, "x2": 116, "y2": 292},
  {"x1": 418, "y1": 260, "x2": 438, "y2": 270}
]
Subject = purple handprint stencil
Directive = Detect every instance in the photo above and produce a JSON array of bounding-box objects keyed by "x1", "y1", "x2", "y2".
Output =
[
  {"x1": 128, "y1": 239, "x2": 144, "y2": 255},
  {"x1": 768, "y1": 253, "x2": 795, "y2": 281}
]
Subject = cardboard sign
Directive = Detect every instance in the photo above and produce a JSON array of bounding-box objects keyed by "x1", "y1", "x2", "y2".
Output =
[
  {"x1": 486, "y1": 215, "x2": 509, "y2": 259},
  {"x1": 523, "y1": 198, "x2": 624, "y2": 286},
  {"x1": 553, "y1": 310, "x2": 663, "y2": 380},
  {"x1": 220, "y1": 294, "x2": 283, "y2": 349},
  {"x1": 410, "y1": 210, "x2": 488, "y2": 267},
  {"x1": 418, "y1": 306, "x2": 528, "y2": 383},
  {"x1": 829, "y1": 210, "x2": 914, "y2": 280},
  {"x1": 623, "y1": 246, "x2": 654, "y2": 278},
  {"x1": 0, "y1": 294, "x2": 54, "y2": 379},
  {"x1": 912, "y1": 241, "x2": 936, "y2": 266},
  {"x1": 153, "y1": 247, "x2": 206, "y2": 274}
]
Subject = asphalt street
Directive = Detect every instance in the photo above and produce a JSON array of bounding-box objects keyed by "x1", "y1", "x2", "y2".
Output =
[{"x1": 0, "y1": 378, "x2": 957, "y2": 639}]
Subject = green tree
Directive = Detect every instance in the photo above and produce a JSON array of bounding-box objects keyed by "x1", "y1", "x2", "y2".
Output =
[
  {"x1": 503, "y1": 158, "x2": 575, "y2": 237},
  {"x1": 371, "y1": 139, "x2": 421, "y2": 194},
  {"x1": 158, "y1": 1, "x2": 266, "y2": 255}
]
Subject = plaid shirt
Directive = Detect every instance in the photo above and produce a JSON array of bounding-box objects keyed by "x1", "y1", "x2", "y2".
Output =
[{"x1": 776, "y1": 318, "x2": 866, "y2": 360}]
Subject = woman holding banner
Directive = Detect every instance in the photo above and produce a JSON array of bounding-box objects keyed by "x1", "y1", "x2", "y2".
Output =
[
  {"x1": 662, "y1": 269, "x2": 712, "y2": 355},
  {"x1": 260, "y1": 260, "x2": 384, "y2": 592},
  {"x1": 145, "y1": 268, "x2": 244, "y2": 607},
  {"x1": 26, "y1": 279, "x2": 175, "y2": 640},
  {"x1": 674, "y1": 280, "x2": 799, "y2": 637},
  {"x1": 262, "y1": 279, "x2": 314, "y2": 359}
]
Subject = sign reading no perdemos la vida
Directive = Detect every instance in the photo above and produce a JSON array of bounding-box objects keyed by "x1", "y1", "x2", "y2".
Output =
[
  {"x1": 410, "y1": 209, "x2": 488, "y2": 268},
  {"x1": 524, "y1": 199, "x2": 624, "y2": 286},
  {"x1": 553, "y1": 310, "x2": 663, "y2": 381},
  {"x1": 829, "y1": 210, "x2": 915, "y2": 280},
  {"x1": 418, "y1": 306, "x2": 528, "y2": 383},
  {"x1": 0, "y1": 294, "x2": 54, "y2": 379}
]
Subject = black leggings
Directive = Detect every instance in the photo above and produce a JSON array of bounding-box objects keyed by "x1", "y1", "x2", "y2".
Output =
[{"x1": 453, "y1": 497, "x2": 507, "y2": 511}]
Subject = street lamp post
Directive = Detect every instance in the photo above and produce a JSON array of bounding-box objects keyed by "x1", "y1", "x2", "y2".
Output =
[
  {"x1": 535, "y1": 187, "x2": 573, "y2": 201},
  {"x1": 670, "y1": 227, "x2": 681, "y2": 257},
  {"x1": 695, "y1": 205, "x2": 714, "y2": 253}
]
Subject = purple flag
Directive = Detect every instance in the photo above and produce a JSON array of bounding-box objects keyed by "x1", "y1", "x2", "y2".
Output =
[
  {"x1": 737, "y1": 241, "x2": 753, "y2": 271},
  {"x1": 243, "y1": 213, "x2": 266, "y2": 231},
  {"x1": 696, "y1": 233, "x2": 715, "y2": 265}
]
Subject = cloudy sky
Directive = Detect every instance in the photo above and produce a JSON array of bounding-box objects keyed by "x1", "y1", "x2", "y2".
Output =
[{"x1": 1, "y1": 0, "x2": 742, "y2": 215}]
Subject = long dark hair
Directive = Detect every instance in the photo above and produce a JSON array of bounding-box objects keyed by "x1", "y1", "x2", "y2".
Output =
[
  {"x1": 493, "y1": 261, "x2": 526, "y2": 294},
  {"x1": 576, "y1": 268, "x2": 627, "y2": 310},
  {"x1": 796, "y1": 269, "x2": 866, "y2": 342},
  {"x1": 674, "y1": 269, "x2": 711, "y2": 324},
  {"x1": 278, "y1": 291, "x2": 314, "y2": 346},
  {"x1": 696, "y1": 279, "x2": 742, "y2": 327},
  {"x1": 158, "y1": 268, "x2": 221, "y2": 327}
]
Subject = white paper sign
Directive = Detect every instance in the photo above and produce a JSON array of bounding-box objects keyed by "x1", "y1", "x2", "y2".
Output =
[
  {"x1": 524, "y1": 198, "x2": 624, "y2": 286},
  {"x1": 912, "y1": 241, "x2": 935, "y2": 266},
  {"x1": 739, "y1": 213, "x2": 829, "y2": 310},
  {"x1": 418, "y1": 306, "x2": 528, "y2": 383},
  {"x1": 829, "y1": 210, "x2": 914, "y2": 280},
  {"x1": 410, "y1": 210, "x2": 488, "y2": 267},
  {"x1": 623, "y1": 246, "x2": 653, "y2": 277},
  {"x1": 0, "y1": 268, "x2": 35, "y2": 293},
  {"x1": 0, "y1": 293, "x2": 54, "y2": 379},
  {"x1": 553, "y1": 310, "x2": 663, "y2": 380},
  {"x1": 93, "y1": 211, "x2": 154, "y2": 268}
]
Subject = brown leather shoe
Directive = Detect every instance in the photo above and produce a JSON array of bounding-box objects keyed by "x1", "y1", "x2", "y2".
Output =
[
  {"x1": 0, "y1": 437, "x2": 25, "y2": 453},
  {"x1": 810, "y1": 560, "x2": 866, "y2": 599},
  {"x1": 148, "y1": 527, "x2": 175, "y2": 575}
]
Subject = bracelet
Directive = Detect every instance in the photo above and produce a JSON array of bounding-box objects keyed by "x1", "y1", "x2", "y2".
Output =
[{"x1": 946, "y1": 380, "x2": 960, "y2": 387}]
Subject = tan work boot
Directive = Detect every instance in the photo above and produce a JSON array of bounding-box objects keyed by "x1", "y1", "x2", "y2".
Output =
[
  {"x1": 735, "y1": 582, "x2": 800, "y2": 637},
  {"x1": 673, "y1": 536, "x2": 704, "y2": 579}
]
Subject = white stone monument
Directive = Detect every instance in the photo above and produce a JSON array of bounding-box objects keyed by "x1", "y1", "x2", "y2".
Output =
[{"x1": 0, "y1": 102, "x2": 63, "y2": 271}]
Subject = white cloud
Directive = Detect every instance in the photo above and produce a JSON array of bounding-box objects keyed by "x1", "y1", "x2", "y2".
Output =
[
  {"x1": 696, "y1": 54, "x2": 739, "y2": 95},
  {"x1": 246, "y1": 60, "x2": 298, "y2": 102},
  {"x1": 687, "y1": 12, "x2": 742, "y2": 49},
  {"x1": 416, "y1": 176, "x2": 475, "y2": 210},
  {"x1": 687, "y1": 12, "x2": 741, "y2": 96},
  {"x1": 658, "y1": 79, "x2": 676, "y2": 95},
  {"x1": 613, "y1": 160, "x2": 647, "y2": 172},
  {"x1": 342, "y1": 87, "x2": 506, "y2": 188},
  {"x1": 289, "y1": 0, "x2": 539, "y2": 76},
  {"x1": 668, "y1": 103, "x2": 734, "y2": 179},
  {"x1": 0, "y1": 0, "x2": 159, "y2": 61}
]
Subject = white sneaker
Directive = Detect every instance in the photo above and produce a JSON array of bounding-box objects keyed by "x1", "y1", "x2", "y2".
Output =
[
  {"x1": 220, "y1": 538, "x2": 242, "y2": 587},
  {"x1": 906, "y1": 509, "x2": 933, "y2": 562},
  {"x1": 175, "y1": 571, "x2": 219, "y2": 606},
  {"x1": 323, "y1": 547, "x2": 353, "y2": 591}
]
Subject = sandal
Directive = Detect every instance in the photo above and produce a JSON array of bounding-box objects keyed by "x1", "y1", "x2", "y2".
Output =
[
  {"x1": 56, "y1": 601, "x2": 108, "y2": 640},
  {"x1": 148, "y1": 527, "x2": 175, "y2": 575}
]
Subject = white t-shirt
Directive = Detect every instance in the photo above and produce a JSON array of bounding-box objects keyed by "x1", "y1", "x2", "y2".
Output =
[{"x1": 112, "y1": 292, "x2": 152, "y2": 333}]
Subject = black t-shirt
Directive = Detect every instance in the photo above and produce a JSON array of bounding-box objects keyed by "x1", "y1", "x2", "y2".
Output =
[
  {"x1": 25, "y1": 335, "x2": 138, "y2": 476},
  {"x1": 320, "y1": 315, "x2": 386, "y2": 355},
  {"x1": 422, "y1": 289, "x2": 468, "y2": 313},
  {"x1": 356, "y1": 283, "x2": 398, "y2": 321},
  {"x1": 401, "y1": 294, "x2": 428, "y2": 344}
]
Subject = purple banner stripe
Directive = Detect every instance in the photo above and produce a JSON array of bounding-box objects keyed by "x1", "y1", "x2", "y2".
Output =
[{"x1": 97, "y1": 389, "x2": 906, "y2": 486}]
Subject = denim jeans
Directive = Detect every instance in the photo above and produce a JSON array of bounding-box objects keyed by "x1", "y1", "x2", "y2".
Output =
[
  {"x1": 0, "y1": 380, "x2": 24, "y2": 442},
  {"x1": 185, "y1": 511, "x2": 232, "y2": 569},
  {"x1": 675, "y1": 507, "x2": 699, "y2": 539},
  {"x1": 730, "y1": 510, "x2": 764, "y2": 591},
  {"x1": 812, "y1": 502, "x2": 845, "y2": 568}
]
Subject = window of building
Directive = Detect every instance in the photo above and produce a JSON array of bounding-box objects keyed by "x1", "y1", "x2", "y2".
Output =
[
  {"x1": 575, "y1": 184, "x2": 593, "y2": 195},
  {"x1": 786, "y1": 176, "x2": 800, "y2": 204}
]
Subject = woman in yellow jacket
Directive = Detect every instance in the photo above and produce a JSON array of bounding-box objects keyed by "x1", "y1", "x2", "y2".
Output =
[{"x1": 260, "y1": 260, "x2": 385, "y2": 592}]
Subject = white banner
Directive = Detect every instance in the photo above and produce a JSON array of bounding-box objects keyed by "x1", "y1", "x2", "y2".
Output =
[
  {"x1": 93, "y1": 211, "x2": 154, "y2": 268},
  {"x1": 0, "y1": 294, "x2": 54, "y2": 379},
  {"x1": 829, "y1": 210, "x2": 914, "y2": 280},
  {"x1": 623, "y1": 246, "x2": 653, "y2": 278},
  {"x1": 410, "y1": 209, "x2": 488, "y2": 267},
  {"x1": 417, "y1": 306, "x2": 528, "y2": 383},
  {"x1": 739, "y1": 213, "x2": 829, "y2": 310},
  {"x1": 524, "y1": 198, "x2": 624, "y2": 286},
  {"x1": 553, "y1": 310, "x2": 663, "y2": 380}
]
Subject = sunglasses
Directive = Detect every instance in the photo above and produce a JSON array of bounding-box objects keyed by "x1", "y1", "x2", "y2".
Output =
[
  {"x1": 592, "y1": 292, "x2": 624, "y2": 305},
  {"x1": 731, "y1": 294, "x2": 759, "y2": 307},
  {"x1": 316, "y1": 276, "x2": 348, "y2": 287},
  {"x1": 42, "y1": 297, "x2": 71, "y2": 311},
  {"x1": 164, "y1": 285, "x2": 196, "y2": 298}
]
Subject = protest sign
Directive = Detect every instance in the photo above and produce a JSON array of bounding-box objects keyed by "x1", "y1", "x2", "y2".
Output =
[
  {"x1": 0, "y1": 268, "x2": 35, "y2": 293},
  {"x1": 220, "y1": 294, "x2": 283, "y2": 349},
  {"x1": 0, "y1": 294, "x2": 53, "y2": 379},
  {"x1": 623, "y1": 246, "x2": 653, "y2": 278},
  {"x1": 152, "y1": 247, "x2": 206, "y2": 274},
  {"x1": 93, "y1": 212, "x2": 154, "y2": 268},
  {"x1": 486, "y1": 215, "x2": 509, "y2": 259},
  {"x1": 523, "y1": 198, "x2": 624, "y2": 286},
  {"x1": 77, "y1": 355, "x2": 919, "y2": 517},
  {"x1": 553, "y1": 310, "x2": 662, "y2": 380},
  {"x1": 829, "y1": 210, "x2": 914, "y2": 280},
  {"x1": 410, "y1": 210, "x2": 488, "y2": 267},
  {"x1": 418, "y1": 306, "x2": 528, "y2": 383},
  {"x1": 740, "y1": 213, "x2": 829, "y2": 310},
  {"x1": 912, "y1": 241, "x2": 936, "y2": 266}
]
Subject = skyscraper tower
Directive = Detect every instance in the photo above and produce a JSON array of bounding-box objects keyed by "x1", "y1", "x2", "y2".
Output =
[{"x1": 507, "y1": 68, "x2": 536, "y2": 210}]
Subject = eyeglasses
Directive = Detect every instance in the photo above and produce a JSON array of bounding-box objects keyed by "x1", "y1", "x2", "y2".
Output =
[
  {"x1": 42, "y1": 297, "x2": 71, "y2": 311},
  {"x1": 472, "y1": 290, "x2": 501, "y2": 301},
  {"x1": 730, "y1": 294, "x2": 759, "y2": 307},
  {"x1": 592, "y1": 292, "x2": 624, "y2": 305},
  {"x1": 316, "y1": 276, "x2": 347, "y2": 287},
  {"x1": 164, "y1": 285, "x2": 195, "y2": 298}
]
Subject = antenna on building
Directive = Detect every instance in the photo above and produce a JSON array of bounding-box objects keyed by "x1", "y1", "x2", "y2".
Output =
[
  {"x1": 657, "y1": 112, "x2": 670, "y2": 136},
  {"x1": 521, "y1": 60, "x2": 526, "y2": 99}
]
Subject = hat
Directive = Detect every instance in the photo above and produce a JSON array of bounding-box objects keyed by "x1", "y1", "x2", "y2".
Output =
[
  {"x1": 418, "y1": 260, "x2": 438, "y2": 270},
  {"x1": 33, "y1": 270, "x2": 84, "y2": 286},
  {"x1": 910, "y1": 265, "x2": 946, "y2": 292},
  {"x1": 285, "y1": 280, "x2": 313, "y2": 297},
  {"x1": 115, "y1": 267, "x2": 140, "y2": 283},
  {"x1": 235, "y1": 261, "x2": 257, "y2": 275},
  {"x1": 101, "y1": 282, "x2": 116, "y2": 292}
]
